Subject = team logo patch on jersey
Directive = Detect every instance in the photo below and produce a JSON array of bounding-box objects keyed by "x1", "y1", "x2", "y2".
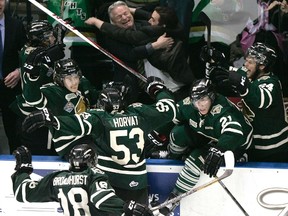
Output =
[
  {"x1": 210, "y1": 104, "x2": 223, "y2": 115},
  {"x1": 131, "y1": 103, "x2": 143, "y2": 108},
  {"x1": 189, "y1": 119, "x2": 197, "y2": 128},
  {"x1": 183, "y1": 97, "x2": 191, "y2": 105},
  {"x1": 129, "y1": 181, "x2": 139, "y2": 188},
  {"x1": 64, "y1": 101, "x2": 74, "y2": 113}
]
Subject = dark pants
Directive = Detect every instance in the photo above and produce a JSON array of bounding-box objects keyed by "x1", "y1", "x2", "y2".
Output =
[{"x1": 0, "y1": 82, "x2": 22, "y2": 153}]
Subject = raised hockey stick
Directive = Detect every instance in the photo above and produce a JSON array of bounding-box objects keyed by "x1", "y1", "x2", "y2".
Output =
[
  {"x1": 199, "y1": 11, "x2": 211, "y2": 49},
  {"x1": 28, "y1": 0, "x2": 147, "y2": 83},
  {"x1": 150, "y1": 151, "x2": 235, "y2": 211},
  {"x1": 218, "y1": 180, "x2": 250, "y2": 216}
]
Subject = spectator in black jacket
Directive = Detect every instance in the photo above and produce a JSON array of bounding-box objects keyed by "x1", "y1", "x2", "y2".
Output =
[{"x1": 86, "y1": 1, "x2": 195, "y2": 101}]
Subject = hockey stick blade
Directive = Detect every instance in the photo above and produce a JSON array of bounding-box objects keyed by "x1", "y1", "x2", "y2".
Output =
[
  {"x1": 150, "y1": 151, "x2": 235, "y2": 211},
  {"x1": 199, "y1": 11, "x2": 211, "y2": 49},
  {"x1": 28, "y1": 0, "x2": 147, "y2": 83}
]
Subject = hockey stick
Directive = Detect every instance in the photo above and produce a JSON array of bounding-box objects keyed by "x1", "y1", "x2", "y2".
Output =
[
  {"x1": 28, "y1": 0, "x2": 147, "y2": 83},
  {"x1": 218, "y1": 180, "x2": 250, "y2": 216},
  {"x1": 199, "y1": 11, "x2": 211, "y2": 49},
  {"x1": 150, "y1": 151, "x2": 235, "y2": 211}
]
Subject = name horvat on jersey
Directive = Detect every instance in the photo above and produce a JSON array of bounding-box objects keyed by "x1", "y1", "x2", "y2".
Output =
[
  {"x1": 53, "y1": 175, "x2": 88, "y2": 186},
  {"x1": 113, "y1": 116, "x2": 139, "y2": 128}
]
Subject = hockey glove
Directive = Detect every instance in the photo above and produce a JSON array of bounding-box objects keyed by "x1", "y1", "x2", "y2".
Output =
[
  {"x1": 13, "y1": 146, "x2": 33, "y2": 174},
  {"x1": 148, "y1": 130, "x2": 168, "y2": 147},
  {"x1": 145, "y1": 76, "x2": 166, "y2": 98},
  {"x1": 200, "y1": 45, "x2": 226, "y2": 65},
  {"x1": 228, "y1": 72, "x2": 249, "y2": 95},
  {"x1": 203, "y1": 144, "x2": 225, "y2": 178},
  {"x1": 22, "y1": 108, "x2": 58, "y2": 133},
  {"x1": 158, "y1": 192, "x2": 179, "y2": 215},
  {"x1": 124, "y1": 200, "x2": 153, "y2": 216},
  {"x1": 208, "y1": 66, "x2": 230, "y2": 85},
  {"x1": 23, "y1": 47, "x2": 47, "y2": 77},
  {"x1": 45, "y1": 43, "x2": 65, "y2": 63}
]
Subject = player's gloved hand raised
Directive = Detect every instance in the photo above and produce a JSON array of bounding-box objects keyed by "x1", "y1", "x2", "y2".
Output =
[
  {"x1": 208, "y1": 66, "x2": 229, "y2": 85},
  {"x1": 145, "y1": 76, "x2": 166, "y2": 98},
  {"x1": 228, "y1": 71, "x2": 249, "y2": 95},
  {"x1": 13, "y1": 146, "x2": 33, "y2": 174},
  {"x1": 124, "y1": 200, "x2": 153, "y2": 216},
  {"x1": 45, "y1": 43, "x2": 66, "y2": 63},
  {"x1": 22, "y1": 108, "x2": 58, "y2": 133},
  {"x1": 200, "y1": 45, "x2": 229, "y2": 69},
  {"x1": 203, "y1": 142, "x2": 225, "y2": 177},
  {"x1": 23, "y1": 47, "x2": 47, "y2": 77}
]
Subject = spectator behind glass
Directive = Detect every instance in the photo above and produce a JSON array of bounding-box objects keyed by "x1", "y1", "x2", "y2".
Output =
[
  {"x1": 0, "y1": 0, "x2": 27, "y2": 154},
  {"x1": 86, "y1": 2, "x2": 195, "y2": 101}
]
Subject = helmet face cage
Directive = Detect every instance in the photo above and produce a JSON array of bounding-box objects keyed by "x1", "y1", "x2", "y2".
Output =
[
  {"x1": 190, "y1": 79, "x2": 215, "y2": 106},
  {"x1": 53, "y1": 59, "x2": 82, "y2": 86},
  {"x1": 28, "y1": 20, "x2": 53, "y2": 46},
  {"x1": 245, "y1": 42, "x2": 277, "y2": 68},
  {"x1": 97, "y1": 88, "x2": 126, "y2": 113},
  {"x1": 69, "y1": 144, "x2": 97, "y2": 171}
]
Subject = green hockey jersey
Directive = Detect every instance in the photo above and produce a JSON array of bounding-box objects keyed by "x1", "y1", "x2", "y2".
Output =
[
  {"x1": 12, "y1": 167, "x2": 125, "y2": 215},
  {"x1": 176, "y1": 94, "x2": 254, "y2": 151},
  {"x1": 237, "y1": 67, "x2": 288, "y2": 159},
  {"x1": 43, "y1": 0, "x2": 96, "y2": 46},
  {"x1": 48, "y1": 91, "x2": 178, "y2": 190},
  {"x1": 14, "y1": 71, "x2": 98, "y2": 118}
]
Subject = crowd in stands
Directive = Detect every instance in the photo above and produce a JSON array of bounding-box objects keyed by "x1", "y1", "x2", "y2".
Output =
[{"x1": 1, "y1": 0, "x2": 288, "y2": 215}]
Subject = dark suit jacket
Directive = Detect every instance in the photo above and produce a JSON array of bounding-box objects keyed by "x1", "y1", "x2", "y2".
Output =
[
  {"x1": 1, "y1": 14, "x2": 27, "y2": 105},
  {"x1": 3, "y1": 15, "x2": 27, "y2": 77}
]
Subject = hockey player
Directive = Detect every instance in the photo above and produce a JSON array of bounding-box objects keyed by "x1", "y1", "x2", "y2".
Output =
[
  {"x1": 157, "y1": 78, "x2": 254, "y2": 215},
  {"x1": 11, "y1": 144, "x2": 153, "y2": 216},
  {"x1": 21, "y1": 76, "x2": 178, "y2": 205},
  {"x1": 209, "y1": 42, "x2": 288, "y2": 162},
  {"x1": 12, "y1": 58, "x2": 99, "y2": 155},
  {"x1": 20, "y1": 19, "x2": 65, "y2": 85}
]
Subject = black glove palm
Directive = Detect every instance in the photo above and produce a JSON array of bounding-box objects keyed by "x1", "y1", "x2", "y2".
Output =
[
  {"x1": 228, "y1": 71, "x2": 249, "y2": 95},
  {"x1": 123, "y1": 200, "x2": 153, "y2": 216},
  {"x1": 200, "y1": 45, "x2": 227, "y2": 66},
  {"x1": 23, "y1": 47, "x2": 47, "y2": 77},
  {"x1": 13, "y1": 146, "x2": 33, "y2": 174},
  {"x1": 145, "y1": 76, "x2": 166, "y2": 98},
  {"x1": 23, "y1": 44, "x2": 65, "y2": 78},
  {"x1": 45, "y1": 43, "x2": 65, "y2": 63},
  {"x1": 22, "y1": 108, "x2": 58, "y2": 133},
  {"x1": 209, "y1": 66, "x2": 230, "y2": 85},
  {"x1": 203, "y1": 145, "x2": 224, "y2": 177}
]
